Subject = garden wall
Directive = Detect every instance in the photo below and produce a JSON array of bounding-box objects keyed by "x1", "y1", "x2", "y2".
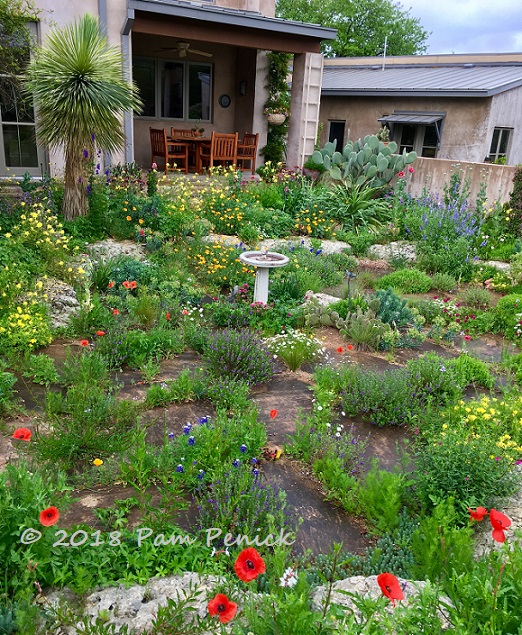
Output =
[{"x1": 405, "y1": 157, "x2": 517, "y2": 206}]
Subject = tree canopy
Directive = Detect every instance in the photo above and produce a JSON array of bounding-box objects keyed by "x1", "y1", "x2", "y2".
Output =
[{"x1": 276, "y1": 0, "x2": 429, "y2": 57}]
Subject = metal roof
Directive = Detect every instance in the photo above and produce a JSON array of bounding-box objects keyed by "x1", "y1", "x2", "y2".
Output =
[
  {"x1": 129, "y1": 0, "x2": 336, "y2": 41},
  {"x1": 379, "y1": 113, "x2": 444, "y2": 124},
  {"x1": 322, "y1": 64, "x2": 522, "y2": 97}
]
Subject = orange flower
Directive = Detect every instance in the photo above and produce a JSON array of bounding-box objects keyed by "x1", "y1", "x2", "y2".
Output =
[
  {"x1": 96, "y1": 330, "x2": 106, "y2": 337},
  {"x1": 207, "y1": 593, "x2": 237, "y2": 624},
  {"x1": 126, "y1": 215, "x2": 132, "y2": 221},
  {"x1": 12, "y1": 427, "x2": 32, "y2": 441},
  {"x1": 107, "y1": 281, "x2": 115, "y2": 289},
  {"x1": 269, "y1": 409, "x2": 278, "y2": 419},
  {"x1": 39, "y1": 506, "x2": 60, "y2": 527},
  {"x1": 377, "y1": 572, "x2": 404, "y2": 606},
  {"x1": 234, "y1": 547, "x2": 266, "y2": 582},
  {"x1": 80, "y1": 339, "x2": 89, "y2": 347},
  {"x1": 112, "y1": 309, "x2": 119, "y2": 315},
  {"x1": 122, "y1": 281, "x2": 131, "y2": 289},
  {"x1": 165, "y1": 312, "x2": 171, "y2": 321},
  {"x1": 129, "y1": 280, "x2": 137, "y2": 289},
  {"x1": 347, "y1": 344, "x2": 354, "y2": 350}
]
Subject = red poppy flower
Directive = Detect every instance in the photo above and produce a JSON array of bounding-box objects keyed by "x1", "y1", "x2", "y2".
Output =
[
  {"x1": 12, "y1": 427, "x2": 31, "y2": 441},
  {"x1": 468, "y1": 507, "x2": 488, "y2": 521},
  {"x1": 129, "y1": 280, "x2": 137, "y2": 290},
  {"x1": 207, "y1": 593, "x2": 237, "y2": 624},
  {"x1": 469, "y1": 506, "x2": 488, "y2": 521},
  {"x1": 398, "y1": 171, "x2": 405, "y2": 178},
  {"x1": 464, "y1": 335, "x2": 472, "y2": 341},
  {"x1": 377, "y1": 572, "x2": 404, "y2": 606},
  {"x1": 166, "y1": 312, "x2": 171, "y2": 321},
  {"x1": 347, "y1": 344, "x2": 354, "y2": 350},
  {"x1": 269, "y1": 409, "x2": 278, "y2": 420},
  {"x1": 107, "y1": 281, "x2": 115, "y2": 289},
  {"x1": 122, "y1": 281, "x2": 131, "y2": 289},
  {"x1": 80, "y1": 339, "x2": 89, "y2": 347},
  {"x1": 112, "y1": 309, "x2": 119, "y2": 315},
  {"x1": 39, "y1": 506, "x2": 60, "y2": 527},
  {"x1": 234, "y1": 547, "x2": 266, "y2": 582},
  {"x1": 96, "y1": 330, "x2": 105, "y2": 337},
  {"x1": 337, "y1": 347, "x2": 343, "y2": 353},
  {"x1": 490, "y1": 509, "x2": 511, "y2": 542}
]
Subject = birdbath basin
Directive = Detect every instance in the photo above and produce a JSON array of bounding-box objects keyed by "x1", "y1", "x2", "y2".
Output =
[{"x1": 239, "y1": 250, "x2": 289, "y2": 304}]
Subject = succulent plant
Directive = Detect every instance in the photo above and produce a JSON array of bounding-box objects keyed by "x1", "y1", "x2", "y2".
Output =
[{"x1": 310, "y1": 132, "x2": 417, "y2": 189}]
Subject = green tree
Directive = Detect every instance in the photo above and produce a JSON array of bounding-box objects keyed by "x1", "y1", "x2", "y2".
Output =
[
  {"x1": 276, "y1": 0, "x2": 429, "y2": 57},
  {"x1": 24, "y1": 13, "x2": 141, "y2": 220},
  {"x1": 0, "y1": 0, "x2": 37, "y2": 108}
]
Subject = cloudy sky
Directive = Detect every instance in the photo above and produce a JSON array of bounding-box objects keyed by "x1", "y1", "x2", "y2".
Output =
[{"x1": 405, "y1": 0, "x2": 522, "y2": 54}]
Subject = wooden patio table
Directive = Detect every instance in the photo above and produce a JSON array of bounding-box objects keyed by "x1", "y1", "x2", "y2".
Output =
[{"x1": 169, "y1": 135, "x2": 211, "y2": 173}]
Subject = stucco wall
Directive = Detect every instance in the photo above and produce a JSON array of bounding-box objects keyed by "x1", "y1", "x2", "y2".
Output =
[
  {"x1": 488, "y1": 90, "x2": 522, "y2": 165},
  {"x1": 405, "y1": 157, "x2": 517, "y2": 206},
  {"x1": 319, "y1": 95, "x2": 495, "y2": 164}
]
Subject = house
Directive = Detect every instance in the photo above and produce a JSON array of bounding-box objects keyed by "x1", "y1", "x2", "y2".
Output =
[
  {"x1": 0, "y1": 0, "x2": 335, "y2": 179},
  {"x1": 320, "y1": 53, "x2": 522, "y2": 166}
]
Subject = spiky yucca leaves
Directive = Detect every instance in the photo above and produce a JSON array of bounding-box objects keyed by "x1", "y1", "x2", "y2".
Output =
[{"x1": 24, "y1": 14, "x2": 141, "y2": 219}]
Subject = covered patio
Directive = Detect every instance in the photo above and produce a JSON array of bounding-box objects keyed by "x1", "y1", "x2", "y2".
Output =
[{"x1": 123, "y1": 0, "x2": 335, "y2": 171}]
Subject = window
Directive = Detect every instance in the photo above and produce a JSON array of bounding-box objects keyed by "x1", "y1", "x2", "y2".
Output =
[
  {"x1": 489, "y1": 127, "x2": 512, "y2": 163},
  {"x1": 133, "y1": 56, "x2": 212, "y2": 122},
  {"x1": 396, "y1": 123, "x2": 440, "y2": 157},
  {"x1": 328, "y1": 121, "x2": 345, "y2": 150}
]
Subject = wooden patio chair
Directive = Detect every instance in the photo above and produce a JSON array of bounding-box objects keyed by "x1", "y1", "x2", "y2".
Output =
[
  {"x1": 237, "y1": 132, "x2": 259, "y2": 175},
  {"x1": 149, "y1": 127, "x2": 189, "y2": 174},
  {"x1": 200, "y1": 132, "x2": 238, "y2": 171},
  {"x1": 171, "y1": 128, "x2": 197, "y2": 168}
]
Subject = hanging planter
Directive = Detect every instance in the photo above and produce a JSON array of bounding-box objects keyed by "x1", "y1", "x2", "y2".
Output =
[{"x1": 266, "y1": 112, "x2": 287, "y2": 126}]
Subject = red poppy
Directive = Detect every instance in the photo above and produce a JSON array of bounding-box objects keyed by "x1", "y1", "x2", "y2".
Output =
[
  {"x1": 166, "y1": 312, "x2": 171, "y2": 321},
  {"x1": 122, "y1": 281, "x2": 131, "y2": 289},
  {"x1": 490, "y1": 509, "x2": 511, "y2": 542},
  {"x1": 12, "y1": 427, "x2": 31, "y2": 441},
  {"x1": 347, "y1": 344, "x2": 354, "y2": 350},
  {"x1": 129, "y1": 280, "x2": 137, "y2": 290},
  {"x1": 234, "y1": 547, "x2": 266, "y2": 582},
  {"x1": 107, "y1": 281, "x2": 115, "y2": 289},
  {"x1": 207, "y1": 593, "x2": 237, "y2": 624},
  {"x1": 464, "y1": 335, "x2": 472, "y2": 341},
  {"x1": 398, "y1": 171, "x2": 405, "y2": 178},
  {"x1": 269, "y1": 409, "x2": 278, "y2": 420},
  {"x1": 377, "y1": 572, "x2": 404, "y2": 606},
  {"x1": 80, "y1": 339, "x2": 89, "y2": 347},
  {"x1": 337, "y1": 347, "x2": 343, "y2": 353},
  {"x1": 469, "y1": 506, "x2": 488, "y2": 521},
  {"x1": 112, "y1": 309, "x2": 119, "y2": 315},
  {"x1": 96, "y1": 330, "x2": 106, "y2": 337},
  {"x1": 39, "y1": 506, "x2": 60, "y2": 527}
]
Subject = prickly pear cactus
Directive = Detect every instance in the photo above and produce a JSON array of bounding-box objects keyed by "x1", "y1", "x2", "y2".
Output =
[{"x1": 310, "y1": 133, "x2": 416, "y2": 189}]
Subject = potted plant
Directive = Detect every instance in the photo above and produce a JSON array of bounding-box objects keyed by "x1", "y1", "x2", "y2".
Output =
[
  {"x1": 191, "y1": 120, "x2": 205, "y2": 137},
  {"x1": 376, "y1": 126, "x2": 390, "y2": 143},
  {"x1": 264, "y1": 105, "x2": 289, "y2": 126}
]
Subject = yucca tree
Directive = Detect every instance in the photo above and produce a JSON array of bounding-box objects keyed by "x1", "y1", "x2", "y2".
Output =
[{"x1": 24, "y1": 13, "x2": 141, "y2": 219}]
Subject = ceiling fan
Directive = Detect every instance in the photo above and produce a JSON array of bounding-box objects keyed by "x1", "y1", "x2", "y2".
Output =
[{"x1": 159, "y1": 41, "x2": 213, "y2": 58}]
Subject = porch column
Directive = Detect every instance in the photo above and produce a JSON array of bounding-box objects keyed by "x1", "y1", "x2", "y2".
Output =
[
  {"x1": 286, "y1": 52, "x2": 324, "y2": 169},
  {"x1": 121, "y1": 11, "x2": 134, "y2": 164}
]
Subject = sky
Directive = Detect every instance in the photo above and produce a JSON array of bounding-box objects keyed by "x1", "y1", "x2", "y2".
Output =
[{"x1": 404, "y1": 0, "x2": 522, "y2": 54}]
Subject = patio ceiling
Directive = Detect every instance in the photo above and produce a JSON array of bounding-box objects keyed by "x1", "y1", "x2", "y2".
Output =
[{"x1": 126, "y1": 0, "x2": 336, "y2": 54}]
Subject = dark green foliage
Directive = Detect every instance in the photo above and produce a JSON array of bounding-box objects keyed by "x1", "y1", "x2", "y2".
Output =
[
  {"x1": 260, "y1": 52, "x2": 291, "y2": 164},
  {"x1": 450, "y1": 353, "x2": 495, "y2": 390},
  {"x1": 374, "y1": 287, "x2": 414, "y2": 328},
  {"x1": 508, "y1": 166, "x2": 522, "y2": 236},
  {"x1": 107, "y1": 255, "x2": 159, "y2": 290}
]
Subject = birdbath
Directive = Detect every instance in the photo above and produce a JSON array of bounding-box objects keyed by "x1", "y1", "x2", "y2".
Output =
[{"x1": 239, "y1": 250, "x2": 289, "y2": 304}]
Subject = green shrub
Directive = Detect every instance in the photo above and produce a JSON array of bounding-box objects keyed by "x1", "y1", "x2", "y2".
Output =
[
  {"x1": 460, "y1": 286, "x2": 492, "y2": 309},
  {"x1": 202, "y1": 329, "x2": 276, "y2": 385},
  {"x1": 374, "y1": 288, "x2": 414, "y2": 328},
  {"x1": 494, "y1": 293, "x2": 522, "y2": 339},
  {"x1": 377, "y1": 267, "x2": 432, "y2": 294},
  {"x1": 430, "y1": 272, "x2": 457, "y2": 292},
  {"x1": 449, "y1": 353, "x2": 495, "y2": 390}
]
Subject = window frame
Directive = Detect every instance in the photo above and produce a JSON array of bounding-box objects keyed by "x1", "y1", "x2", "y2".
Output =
[
  {"x1": 394, "y1": 123, "x2": 441, "y2": 158},
  {"x1": 133, "y1": 56, "x2": 213, "y2": 123},
  {"x1": 489, "y1": 127, "x2": 512, "y2": 163}
]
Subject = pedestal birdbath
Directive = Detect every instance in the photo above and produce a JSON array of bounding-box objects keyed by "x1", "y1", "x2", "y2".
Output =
[{"x1": 239, "y1": 250, "x2": 289, "y2": 304}]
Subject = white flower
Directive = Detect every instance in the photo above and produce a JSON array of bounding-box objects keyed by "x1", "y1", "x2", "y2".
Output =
[
  {"x1": 317, "y1": 405, "x2": 323, "y2": 411},
  {"x1": 280, "y1": 567, "x2": 298, "y2": 588}
]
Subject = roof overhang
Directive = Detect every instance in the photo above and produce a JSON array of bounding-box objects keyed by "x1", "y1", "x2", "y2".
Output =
[
  {"x1": 322, "y1": 88, "x2": 496, "y2": 98},
  {"x1": 126, "y1": 0, "x2": 336, "y2": 54}
]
